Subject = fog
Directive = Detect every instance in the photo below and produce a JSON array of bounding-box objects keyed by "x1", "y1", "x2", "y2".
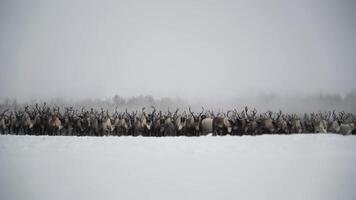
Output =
[
  {"x1": 0, "y1": 0, "x2": 356, "y2": 110},
  {"x1": 2, "y1": 92, "x2": 356, "y2": 115}
]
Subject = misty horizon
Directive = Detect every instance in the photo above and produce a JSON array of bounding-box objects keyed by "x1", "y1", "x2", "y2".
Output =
[{"x1": 2, "y1": 91, "x2": 356, "y2": 114}]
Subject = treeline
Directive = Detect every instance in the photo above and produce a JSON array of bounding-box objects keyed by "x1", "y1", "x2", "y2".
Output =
[
  {"x1": 1, "y1": 91, "x2": 356, "y2": 114},
  {"x1": 0, "y1": 95, "x2": 188, "y2": 113}
]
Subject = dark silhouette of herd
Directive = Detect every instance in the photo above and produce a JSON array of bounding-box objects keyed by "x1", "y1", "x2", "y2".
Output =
[{"x1": 0, "y1": 103, "x2": 355, "y2": 136}]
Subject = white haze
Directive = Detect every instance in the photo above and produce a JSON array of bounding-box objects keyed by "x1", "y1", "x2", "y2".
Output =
[{"x1": 0, "y1": 0, "x2": 356, "y2": 105}]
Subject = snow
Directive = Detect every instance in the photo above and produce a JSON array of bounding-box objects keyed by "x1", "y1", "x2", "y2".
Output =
[{"x1": 1, "y1": 134, "x2": 356, "y2": 200}]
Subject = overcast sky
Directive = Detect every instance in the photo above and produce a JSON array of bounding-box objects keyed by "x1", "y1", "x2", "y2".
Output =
[{"x1": 0, "y1": 0, "x2": 355, "y2": 101}]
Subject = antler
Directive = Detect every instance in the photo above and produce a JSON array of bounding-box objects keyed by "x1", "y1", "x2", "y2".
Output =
[
  {"x1": 167, "y1": 107, "x2": 172, "y2": 117},
  {"x1": 114, "y1": 106, "x2": 119, "y2": 115},
  {"x1": 227, "y1": 110, "x2": 233, "y2": 118},
  {"x1": 150, "y1": 106, "x2": 156, "y2": 116},
  {"x1": 198, "y1": 107, "x2": 204, "y2": 117},
  {"x1": 174, "y1": 108, "x2": 179, "y2": 117},
  {"x1": 188, "y1": 107, "x2": 194, "y2": 116},
  {"x1": 1, "y1": 109, "x2": 9, "y2": 116},
  {"x1": 252, "y1": 108, "x2": 257, "y2": 116},
  {"x1": 125, "y1": 108, "x2": 129, "y2": 116},
  {"x1": 209, "y1": 110, "x2": 215, "y2": 117}
]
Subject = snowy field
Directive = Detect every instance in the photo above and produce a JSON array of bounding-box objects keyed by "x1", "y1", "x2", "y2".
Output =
[{"x1": 1, "y1": 134, "x2": 356, "y2": 200}]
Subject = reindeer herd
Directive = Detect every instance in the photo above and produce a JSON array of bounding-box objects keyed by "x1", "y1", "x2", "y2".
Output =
[{"x1": 0, "y1": 103, "x2": 355, "y2": 136}]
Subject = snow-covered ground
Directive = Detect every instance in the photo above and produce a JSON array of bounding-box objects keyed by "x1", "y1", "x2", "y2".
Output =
[{"x1": 1, "y1": 134, "x2": 356, "y2": 200}]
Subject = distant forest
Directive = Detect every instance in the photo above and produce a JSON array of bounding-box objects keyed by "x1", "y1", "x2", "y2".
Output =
[{"x1": 1, "y1": 91, "x2": 356, "y2": 114}]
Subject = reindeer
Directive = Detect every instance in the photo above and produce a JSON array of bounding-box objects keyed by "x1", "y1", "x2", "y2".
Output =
[
  {"x1": 8, "y1": 111, "x2": 20, "y2": 134},
  {"x1": 80, "y1": 109, "x2": 92, "y2": 135},
  {"x1": 187, "y1": 107, "x2": 204, "y2": 136},
  {"x1": 337, "y1": 111, "x2": 354, "y2": 135},
  {"x1": 327, "y1": 111, "x2": 341, "y2": 133},
  {"x1": 152, "y1": 110, "x2": 164, "y2": 136},
  {"x1": 175, "y1": 110, "x2": 188, "y2": 136},
  {"x1": 274, "y1": 110, "x2": 289, "y2": 134},
  {"x1": 302, "y1": 113, "x2": 313, "y2": 133},
  {"x1": 229, "y1": 109, "x2": 248, "y2": 136},
  {"x1": 172, "y1": 108, "x2": 185, "y2": 136},
  {"x1": 212, "y1": 110, "x2": 232, "y2": 136},
  {"x1": 141, "y1": 107, "x2": 155, "y2": 136},
  {"x1": 258, "y1": 111, "x2": 275, "y2": 134},
  {"x1": 163, "y1": 109, "x2": 176, "y2": 136},
  {"x1": 62, "y1": 107, "x2": 74, "y2": 135},
  {"x1": 32, "y1": 104, "x2": 49, "y2": 135},
  {"x1": 289, "y1": 114, "x2": 303, "y2": 134},
  {"x1": 117, "y1": 113, "x2": 130, "y2": 136},
  {"x1": 2, "y1": 103, "x2": 356, "y2": 136},
  {"x1": 98, "y1": 109, "x2": 113, "y2": 136},
  {"x1": 32, "y1": 103, "x2": 48, "y2": 135},
  {"x1": 87, "y1": 108, "x2": 99, "y2": 136},
  {"x1": 21, "y1": 107, "x2": 34, "y2": 135},
  {"x1": 112, "y1": 107, "x2": 128, "y2": 136},
  {"x1": 311, "y1": 113, "x2": 327, "y2": 133},
  {"x1": 48, "y1": 107, "x2": 63, "y2": 135},
  {"x1": 0, "y1": 109, "x2": 9, "y2": 134},
  {"x1": 125, "y1": 110, "x2": 138, "y2": 136},
  {"x1": 200, "y1": 109, "x2": 213, "y2": 135},
  {"x1": 244, "y1": 107, "x2": 258, "y2": 135}
]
